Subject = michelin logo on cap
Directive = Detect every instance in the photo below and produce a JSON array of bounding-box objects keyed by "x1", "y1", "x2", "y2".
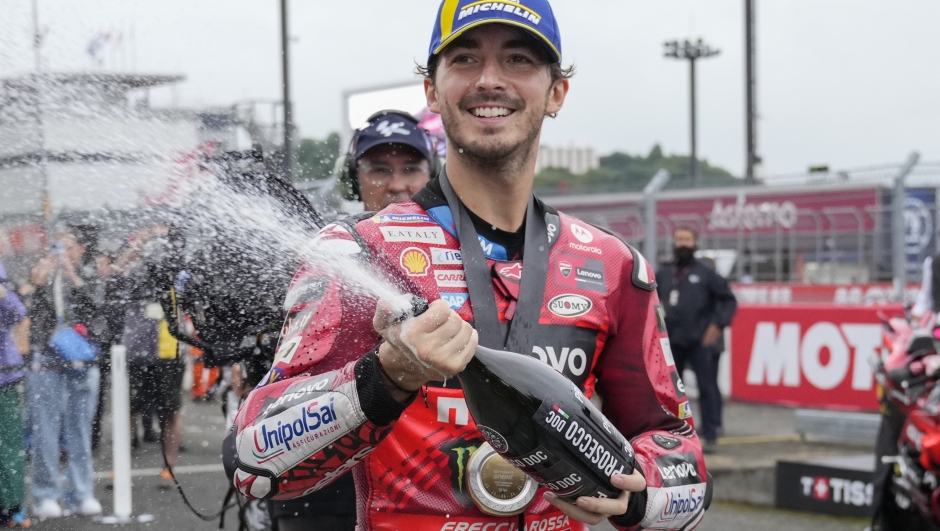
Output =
[
  {"x1": 457, "y1": 2, "x2": 541, "y2": 25},
  {"x1": 429, "y1": 0, "x2": 562, "y2": 63}
]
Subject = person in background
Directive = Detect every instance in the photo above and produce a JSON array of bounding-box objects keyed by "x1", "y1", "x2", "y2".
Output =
[
  {"x1": 0, "y1": 239, "x2": 30, "y2": 528},
  {"x1": 26, "y1": 229, "x2": 103, "y2": 519},
  {"x1": 119, "y1": 229, "x2": 162, "y2": 448},
  {"x1": 911, "y1": 254, "x2": 938, "y2": 322},
  {"x1": 270, "y1": 112, "x2": 437, "y2": 531},
  {"x1": 339, "y1": 109, "x2": 438, "y2": 212},
  {"x1": 656, "y1": 226, "x2": 737, "y2": 453},
  {"x1": 120, "y1": 225, "x2": 185, "y2": 486}
]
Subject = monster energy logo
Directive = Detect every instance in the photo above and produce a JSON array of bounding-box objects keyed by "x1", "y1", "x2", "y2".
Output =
[
  {"x1": 451, "y1": 445, "x2": 479, "y2": 492},
  {"x1": 442, "y1": 437, "x2": 482, "y2": 506}
]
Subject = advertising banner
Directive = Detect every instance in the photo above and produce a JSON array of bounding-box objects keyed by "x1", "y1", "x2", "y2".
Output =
[
  {"x1": 562, "y1": 185, "x2": 883, "y2": 241},
  {"x1": 731, "y1": 283, "x2": 920, "y2": 305},
  {"x1": 904, "y1": 188, "x2": 936, "y2": 277},
  {"x1": 729, "y1": 304, "x2": 903, "y2": 411},
  {"x1": 776, "y1": 458, "x2": 874, "y2": 518},
  {"x1": 655, "y1": 187, "x2": 880, "y2": 237}
]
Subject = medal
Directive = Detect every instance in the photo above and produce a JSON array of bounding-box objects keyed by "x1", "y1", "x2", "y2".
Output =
[{"x1": 466, "y1": 442, "x2": 537, "y2": 516}]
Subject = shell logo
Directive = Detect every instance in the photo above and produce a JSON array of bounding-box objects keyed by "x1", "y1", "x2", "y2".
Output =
[{"x1": 400, "y1": 247, "x2": 430, "y2": 277}]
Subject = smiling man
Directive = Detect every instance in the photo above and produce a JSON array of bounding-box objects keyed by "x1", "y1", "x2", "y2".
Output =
[{"x1": 226, "y1": 2, "x2": 710, "y2": 530}]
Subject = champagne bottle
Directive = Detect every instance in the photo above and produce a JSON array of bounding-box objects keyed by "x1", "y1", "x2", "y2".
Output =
[{"x1": 406, "y1": 297, "x2": 635, "y2": 502}]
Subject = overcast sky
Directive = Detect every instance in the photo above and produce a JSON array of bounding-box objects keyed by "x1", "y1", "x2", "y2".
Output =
[{"x1": 1, "y1": 0, "x2": 938, "y2": 179}]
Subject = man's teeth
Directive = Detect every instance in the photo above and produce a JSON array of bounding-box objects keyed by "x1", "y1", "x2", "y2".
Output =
[{"x1": 472, "y1": 107, "x2": 511, "y2": 118}]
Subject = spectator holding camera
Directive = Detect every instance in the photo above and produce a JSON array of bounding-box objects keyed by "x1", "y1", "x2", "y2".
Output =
[{"x1": 26, "y1": 229, "x2": 103, "y2": 519}]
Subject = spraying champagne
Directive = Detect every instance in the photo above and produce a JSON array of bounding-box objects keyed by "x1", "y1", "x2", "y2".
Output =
[{"x1": 405, "y1": 297, "x2": 635, "y2": 502}]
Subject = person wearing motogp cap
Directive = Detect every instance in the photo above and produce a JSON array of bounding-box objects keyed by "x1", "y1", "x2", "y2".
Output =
[
  {"x1": 225, "y1": 1, "x2": 711, "y2": 530},
  {"x1": 340, "y1": 110, "x2": 439, "y2": 212}
]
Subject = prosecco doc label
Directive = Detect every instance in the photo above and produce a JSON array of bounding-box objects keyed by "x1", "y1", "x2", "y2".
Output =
[{"x1": 534, "y1": 400, "x2": 629, "y2": 482}]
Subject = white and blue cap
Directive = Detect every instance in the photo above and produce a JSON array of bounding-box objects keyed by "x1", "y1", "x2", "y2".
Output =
[
  {"x1": 428, "y1": 0, "x2": 562, "y2": 63},
  {"x1": 353, "y1": 110, "x2": 434, "y2": 162}
]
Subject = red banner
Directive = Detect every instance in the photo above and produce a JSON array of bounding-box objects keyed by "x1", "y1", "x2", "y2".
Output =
[{"x1": 729, "y1": 304, "x2": 903, "y2": 411}]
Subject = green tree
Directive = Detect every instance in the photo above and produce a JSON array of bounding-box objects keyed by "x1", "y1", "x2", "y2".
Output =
[
  {"x1": 296, "y1": 132, "x2": 341, "y2": 181},
  {"x1": 534, "y1": 144, "x2": 740, "y2": 195}
]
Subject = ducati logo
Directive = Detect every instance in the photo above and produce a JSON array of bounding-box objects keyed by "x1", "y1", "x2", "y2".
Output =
[{"x1": 559, "y1": 261, "x2": 572, "y2": 278}]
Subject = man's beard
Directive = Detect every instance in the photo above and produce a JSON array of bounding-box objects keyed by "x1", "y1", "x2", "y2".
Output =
[{"x1": 439, "y1": 92, "x2": 545, "y2": 173}]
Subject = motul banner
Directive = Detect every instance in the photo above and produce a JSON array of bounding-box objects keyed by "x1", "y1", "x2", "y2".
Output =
[
  {"x1": 732, "y1": 283, "x2": 920, "y2": 306},
  {"x1": 729, "y1": 304, "x2": 903, "y2": 411}
]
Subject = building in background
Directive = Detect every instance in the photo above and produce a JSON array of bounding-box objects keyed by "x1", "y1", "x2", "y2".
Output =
[
  {"x1": 0, "y1": 72, "x2": 266, "y2": 282},
  {"x1": 0, "y1": 73, "x2": 247, "y2": 217},
  {"x1": 536, "y1": 144, "x2": 599, "y2": 175}
]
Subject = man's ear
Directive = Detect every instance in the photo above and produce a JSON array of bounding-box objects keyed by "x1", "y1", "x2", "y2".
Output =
[
  {"x1": 545, "y1": 78, "x2": 569, "y2": 116},
  {"x1": 425, "y1": 77, "x2": 441, "y2": 114}
]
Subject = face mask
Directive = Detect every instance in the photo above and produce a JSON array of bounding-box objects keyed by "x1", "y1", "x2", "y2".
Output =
[{"x1": 674, "y1": 246, "x2": 696, "y2": 264}]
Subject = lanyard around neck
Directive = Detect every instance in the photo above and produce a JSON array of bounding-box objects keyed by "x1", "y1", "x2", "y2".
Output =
[{"x1": 438, "y1": 171, "x2": 550, "y2": 354}]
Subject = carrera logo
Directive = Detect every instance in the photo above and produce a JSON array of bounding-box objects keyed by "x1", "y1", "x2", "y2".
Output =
[
  {"x1": 435, "y1": 270, "x2": 468, "y2": 288},
  {"x1": 400, "y1": 247, "x2": 430, "y2": 277},
  {"x1": 547, "y1": 294, "x2": 592, "y2": 318}
]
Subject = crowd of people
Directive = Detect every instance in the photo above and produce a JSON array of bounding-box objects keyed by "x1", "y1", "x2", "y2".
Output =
[{"x1": 0, "y1": 222, "x2": 207, "y2": 525}]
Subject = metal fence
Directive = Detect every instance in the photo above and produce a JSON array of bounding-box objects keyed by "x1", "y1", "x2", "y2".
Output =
[{"x1": 549, "y1": 159, "x2": 940, "y2": 284}]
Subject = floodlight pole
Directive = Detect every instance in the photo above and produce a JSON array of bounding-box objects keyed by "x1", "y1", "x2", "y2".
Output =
[
  {"x1": 664, "y1": 39, "x2": 720, "y2": 188},
  {"x1": 280, "y1": 0, "x2": 295, "y2": 182},
  {"x1": 744, "y1": 0, "x2": 758, "y2": 184},
  {"x1": 689, "y1": 58, "x2": 698, "y2": 188}
]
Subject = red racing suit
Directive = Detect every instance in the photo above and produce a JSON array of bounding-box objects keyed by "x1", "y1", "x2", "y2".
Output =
[{"x1": 225, "y1": 182, "x2": 710, "y2": 531}]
